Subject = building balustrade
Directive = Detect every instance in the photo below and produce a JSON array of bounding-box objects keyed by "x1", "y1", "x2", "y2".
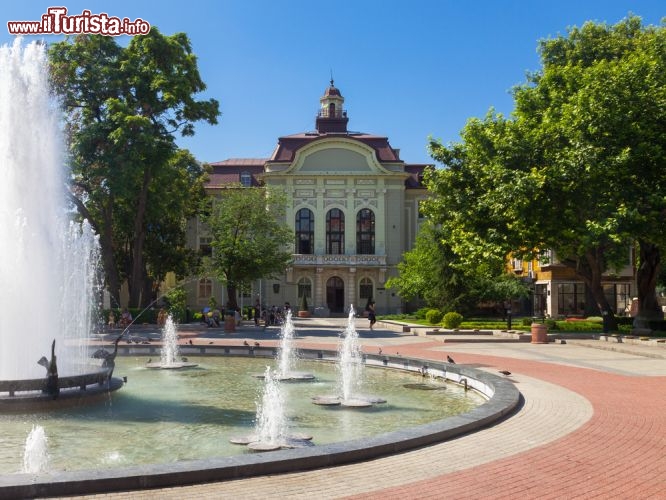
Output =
[
  {"x1": 317, "y1": 108, "x2": 347, "y2": 119},
  {"x1": 292, "y1": 253, "x2": 386, "y2": 267}
]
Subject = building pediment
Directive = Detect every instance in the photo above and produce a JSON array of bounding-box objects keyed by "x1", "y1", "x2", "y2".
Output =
[{"x1": 267, "y1": 138, "x2": 400, "y2": 176}]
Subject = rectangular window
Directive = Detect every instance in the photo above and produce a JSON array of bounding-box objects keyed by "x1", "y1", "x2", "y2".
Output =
[
  {"x1": 557, "y1": 283, "x2": 586, "y2": 315},
  {"x1": 199, "y1": 237, "x2": 213, "y2": 257},
  {"x1": 198, "y1": 279, "x2": 212, "y2": 299}
]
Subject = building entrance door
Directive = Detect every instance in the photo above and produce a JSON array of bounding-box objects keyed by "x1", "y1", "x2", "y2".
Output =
[{"x1": 326, "y1": 276, "x2": 345, "y2": 314}]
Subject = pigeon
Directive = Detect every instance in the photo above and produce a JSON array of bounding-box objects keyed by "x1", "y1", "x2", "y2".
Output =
[
  {"x1": 243, "y1": 340, "x2": 249, "y2": 346},
  {"x1": 209, "y1": 341, "x2": 213, "y2": 344},
  {"x1": 378, "y1": 348, "x2": 383, "y2": 355},
  {"x1": 188, "y1": 340, "x2": 193, "y2": 345},
  {"x1": 254, "y1": 341, "x2": 260, "y2": 347},
  {"x1": 499, "y1": 370, "x2": 512, "y2": 376},
  {"x1": 446, "y1": 355, "x2": 456, "y2": 364}
]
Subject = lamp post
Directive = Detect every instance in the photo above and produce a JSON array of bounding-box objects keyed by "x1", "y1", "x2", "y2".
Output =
[
  {"x1": 507, "y1": 307, "x2": 512, "y2": 330},
  {"x1": 602, "y1": 309, "x2": 610, "y2": 334}
]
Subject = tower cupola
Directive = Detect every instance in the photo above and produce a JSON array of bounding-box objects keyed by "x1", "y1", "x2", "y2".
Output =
[{"x1": 315, "y1": 79, "x2": 348, "y2": 133}]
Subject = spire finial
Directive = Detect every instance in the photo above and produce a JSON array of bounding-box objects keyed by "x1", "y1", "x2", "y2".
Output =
[{"x1": 330, "y1": 69, "x2": 334, "y2": 86}]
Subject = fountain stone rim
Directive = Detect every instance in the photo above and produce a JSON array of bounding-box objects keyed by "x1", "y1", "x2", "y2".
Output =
[{"x1": 0, "y1": 349, "x2": 520, "y2": 498}]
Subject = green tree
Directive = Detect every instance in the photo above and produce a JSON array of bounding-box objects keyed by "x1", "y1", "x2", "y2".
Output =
[
  {"x1": 49, "y1": 29, "x2": 220, "y2": 307},
  {"x1": 426, "y1": 16, "x2": 665, "y2": 328},
  {"x1": 205, "y1": 186, "x2": 293, "y2": 310},
  {"x1": 386, "y1": 222, "x2": 527, "y2": 315}
]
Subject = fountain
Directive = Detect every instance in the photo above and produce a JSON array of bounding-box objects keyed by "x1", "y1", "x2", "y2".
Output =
[
  {"x1": 231, "y1": 365, "x2": 313, "y2": 451},
  {"x1": 274, "y1": 310, "x2": 314, "y2": 381},
  {"x1": 248, "y1": 366, "x2": 287, "y2": 450},
  {"x1": 312, "y1": 306, "x2": 386, "y2": 407},
  {"x1": 145, "y1": 315, "x2": 198, "y2": 369},
  {"x1": 22, "y1": 425, "x2": 48, "y2": 474},
  {"x1": 0, "y1": 39, "x2": 123, "y2": 406}
]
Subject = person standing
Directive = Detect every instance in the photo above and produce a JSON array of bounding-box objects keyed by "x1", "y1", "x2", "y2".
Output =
[
  {"x1": 367, "y1": 300, "x2": 377, "y2": 330},
  {"x1": 254, "y1": 298, "x2": 261, "y2": 326}
]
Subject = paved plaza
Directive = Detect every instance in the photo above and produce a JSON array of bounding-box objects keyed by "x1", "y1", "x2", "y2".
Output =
[{"x1": 53, "y1": 317, "x2": 665, "y2": 499}]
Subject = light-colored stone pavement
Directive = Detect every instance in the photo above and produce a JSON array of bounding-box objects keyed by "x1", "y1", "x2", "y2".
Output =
[{"x1": 53, "y1": 318, "x2": 666, "y2": 499}]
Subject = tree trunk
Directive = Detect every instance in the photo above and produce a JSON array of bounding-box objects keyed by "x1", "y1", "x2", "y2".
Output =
[
  {"x1": 563, "y1": 248, "x2": 617, "y2": 330},
  {"x1": 128, "y1": 166, "x2": 152, "y2": 307},
  {"x1": 70, "y1": 193, "x2": 121, "y2": 308},
  {"x1": 634, "y1": 240, "x2": 662, "y2": 331},
  {"x1": 100, "y1": 229, "x2": 121, "y2": 308},
  {"x1": 226, "y1": 283, "x2": 238, "y2": 311}
]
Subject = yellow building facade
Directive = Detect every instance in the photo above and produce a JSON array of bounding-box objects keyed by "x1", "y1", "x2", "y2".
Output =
[{"x1": 508, "y1": 249, "x2": 635, "y2": 318}]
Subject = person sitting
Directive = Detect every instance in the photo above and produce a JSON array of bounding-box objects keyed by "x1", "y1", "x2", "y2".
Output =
[
  {"x1": 156, "y1": 307, "x2": 168, "y2": 327},
  {"x1": 119, "y1": 308, "x2": 133, "y2": 328},
  {"x1": 211, "y1": 309, "x2": 221, "y2": 327},
  {"x1": 108, "y1": 311, "x2": 116, "y2": 329}
]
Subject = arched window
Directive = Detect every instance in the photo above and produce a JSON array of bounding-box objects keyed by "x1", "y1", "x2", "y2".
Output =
[
  {"x1": 295, "y1": 208, "x2": 314, "y2": 254},
  {"x1": 356, "y1": 208, "x2": 375, "y2": 254},
  {"x1": 326, "y1": 208, "x2": 345, "y2": 254},
  {"x1": 359, "y1": 277, "x2": 373, "y2": 302},
  {"x1": 297, "y1": 277, "x2": 312, "y2": 299}
]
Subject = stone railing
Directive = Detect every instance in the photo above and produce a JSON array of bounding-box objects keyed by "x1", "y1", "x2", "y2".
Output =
[{"x1": 292, "y1": 254, "x2": 387, "y2": 267}]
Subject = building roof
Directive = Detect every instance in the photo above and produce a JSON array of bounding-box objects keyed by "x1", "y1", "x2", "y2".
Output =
[
  {"x1": 206, "y1": 158, "x2": 268, "y2": 188},
  {"x1": 322, "y1": 79, "x2": 341, "y2": 98},
  {"x1": 269, "y1": 132, "x2": 402, "y2": 163},
  {"x1": 404, "y1": 163, "x2": 431, "y2": 189},
  {"x1": 205, "y1": 82, "x2": 429, "y2": 189},
  {"x1": 209, "y1": 158, "x2": 267, "y2": 167}
]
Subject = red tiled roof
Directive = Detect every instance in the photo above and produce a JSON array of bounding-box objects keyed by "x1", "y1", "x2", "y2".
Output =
[
  {"x1": 206, "y1": 159, "x2": 268, "y2": 188},
  {"x1": 207, "y1": 173, "x2": 243, "y2": 187},
  {"x1": 269, "y1": 133, "x2": 402, "y2": 163},
  {"x1": 404, "y1": 164, "x2": 431, "y2": 189},
  {"x1": 323, "y1": 81, "x2": 342, "y2": 98},
  {"x1": 209, "y1": 158, "x2": 267, "y2": 167}
]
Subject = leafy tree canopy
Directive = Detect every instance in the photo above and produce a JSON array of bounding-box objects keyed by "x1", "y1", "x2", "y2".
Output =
[
  {"x1": 205, "y1": 186, "x2": 293, "y2": 310},
  {"x1": 49, "y1": 29, "x2": 220, "y2": 307},
  {"x1": 425, "y1": 16, "x2": 665, "y2": 324}
]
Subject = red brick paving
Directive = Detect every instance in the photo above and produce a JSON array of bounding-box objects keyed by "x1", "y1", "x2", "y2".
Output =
[
  {"x1": 82, "y1": 325, "x2": 666, "y2": 499},
  {"x1": 345, "y1": 341, "x2": 666, "y2": 500}
]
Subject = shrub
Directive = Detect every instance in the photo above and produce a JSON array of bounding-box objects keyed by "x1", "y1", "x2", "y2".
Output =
[
  {"x1": 414, "y1": 307, "x2": 431, "y2": 320},
  {"x1": 164, "y1": 287, "x2": 187, "y2": 323},
  {"x1": 425, "y1": 309, "x2": 443, "y2": 324},
  {"x1": 443, "y1": 311, "x2": 463, "y2": 329},
  {"x1": 545, "y1": 319, "x2": 559, "y2": 330}
]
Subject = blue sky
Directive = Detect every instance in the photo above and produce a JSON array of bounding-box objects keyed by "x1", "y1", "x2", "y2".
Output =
[{"x1": 2, "y1": 1, "x2": 663, "y2": 165}]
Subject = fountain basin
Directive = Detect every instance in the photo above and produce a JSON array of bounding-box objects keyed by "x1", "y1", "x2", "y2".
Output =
[
  {"x1": 145, "y1": 362, "x2": 199, "y2": 370},
  {"x1": 252, "y1": 371, "x2": 315, "y2": 381},
  {"x1": 0, "y1": 366, "x2": 123, "y2": 411},
  {"x1": 0, "y1": 350, "x2": 519, "y2": 498}
]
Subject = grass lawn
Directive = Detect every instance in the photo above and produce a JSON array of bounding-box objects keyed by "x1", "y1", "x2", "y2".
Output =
[{"x1": 377, "y1": 314, "x2": 664, "y2": 336}]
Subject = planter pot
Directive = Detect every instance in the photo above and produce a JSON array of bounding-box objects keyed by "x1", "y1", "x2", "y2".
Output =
[
  {"x1": 298, "y1": 311, "x2": 311, "y2": 318},
  {"x1": 224, "y1": 316, "x2": 236, "y2": 333},
  {"x1": 530, "y1": 323, "x2": 548, "y2": 344}
]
